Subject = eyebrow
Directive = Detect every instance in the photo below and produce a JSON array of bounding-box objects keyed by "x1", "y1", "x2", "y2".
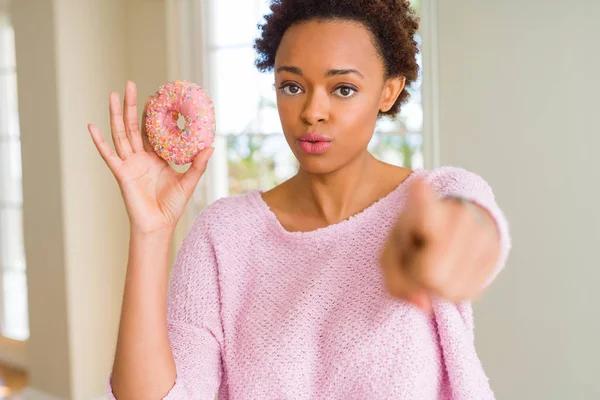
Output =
[{"x1": 276, "y1": 66, "x2": 364, "y2": 79}]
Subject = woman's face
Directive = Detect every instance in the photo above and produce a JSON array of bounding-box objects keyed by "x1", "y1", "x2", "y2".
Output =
[{"x1": 274, "y1": 19, "x2": 405, "y2": 175}]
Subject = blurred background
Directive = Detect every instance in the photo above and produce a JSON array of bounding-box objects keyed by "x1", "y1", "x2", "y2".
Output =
[{"x1": 0, "y1": 0, "x2": 598, "y2": 399}]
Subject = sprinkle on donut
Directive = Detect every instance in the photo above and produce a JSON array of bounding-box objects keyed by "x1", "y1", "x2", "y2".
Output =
[{"x1": 145, "y1": 80, "x2": 216, "y2": 165}]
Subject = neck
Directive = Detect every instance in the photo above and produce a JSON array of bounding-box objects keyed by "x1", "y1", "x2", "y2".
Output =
[{"x1": 290, "y1": 151, "x2": 386, "y2": 224}]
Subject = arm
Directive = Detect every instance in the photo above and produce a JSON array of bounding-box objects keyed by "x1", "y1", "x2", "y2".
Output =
[
  {"x1": 379, "y1": 166, "x2": 511, "y2": 313},
  {"x1": 109, "y1": 230, "x2": 178, "y2": 399},
  {"x1": 87, "y1": 81, "x2": 220, "y2": 400},
  {"x1": 107, "y1": 215, "x2": 224, "y2": 400}
]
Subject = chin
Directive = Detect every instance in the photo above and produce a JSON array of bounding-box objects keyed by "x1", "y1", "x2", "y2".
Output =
[{"x1": 295, "y1": 155, "x2": 344, "y2": 176}]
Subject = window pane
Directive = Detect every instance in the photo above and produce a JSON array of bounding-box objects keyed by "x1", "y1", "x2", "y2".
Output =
[
  {"x1": 0, "y1": 138, "x2": 23, "y2": 204},
  {"x1": 374, "y1": 34, "x2": 423, "y2": 135},
  {"x1": 206, "y1": 0, "x2": 262, "y2": 48},
  {"x1": 0, "y1": 9, "x2": 28, "y2": 342},
  {"x1": 209, "y1": 47, "x2": 262, "y2": 134},
  {"x1": 369, "y1": 132, "x2": 424, "y2": 170},
  {"x1": 227, "y1": 133, "x2": 296, "y2": 195},
  {"x1": 2, "y1": 269, "x2": 29, "y2": 340},
  {"x1": 0, "y1": 208, "x2": 25, "y2": 272},
  {"x1": 0, "y1": 68, "x2": 20, "y2": 137},
  {"x1": 0, "y1": 17, "x2": 15, "y2": 69},
  {"x1": 255, "y1": 72, "x2": 282, "y2": 134}
]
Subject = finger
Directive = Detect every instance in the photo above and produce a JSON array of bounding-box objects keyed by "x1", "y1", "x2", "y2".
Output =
[
  {"x1": 109, "y1": 91, "x2": 133, "y2": 158},
  {"x1": 380, "y1": 237, "x2": 431, "y2": 313},
  {"x1": 123, "y1": 81, "x2": 144, "y2": 152},
  {"x1": 140, "y1": 96, "x2": 154, "y2": 153},
  {"x1": 406, "y1": 177, "x2": 439, "y2": 235},
  {"x1": 421, "y1": 204, "x2": 482, "y2": 301},
  {"x1": 87, "y1": 123, "x2": 122, "y2": 174},
  {"x1": 405, "y1": 236, "x2": 455, "y2": 298},
  {"x1": 396, "y1": 179, "x2": 440, "y2": 269},
  {"x1": 392, "y1": 211, "x2": 443, "y2": 292},
  {"x1": 180, "y1": 146, "x2": 214, "y2": 195}
]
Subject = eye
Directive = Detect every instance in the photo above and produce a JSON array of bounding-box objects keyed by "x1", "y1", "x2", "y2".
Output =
[
  {"x1": 278, "y1": 83, "x2": 304, "y2": 96},
  {"x1": 333, "y1": 85, "x2": 357, "y2": 98}
]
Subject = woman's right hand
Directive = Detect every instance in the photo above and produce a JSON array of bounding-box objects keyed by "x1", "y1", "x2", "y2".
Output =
[{"x1": 87, "y1": 81, "x2": 214, "y2": 235}]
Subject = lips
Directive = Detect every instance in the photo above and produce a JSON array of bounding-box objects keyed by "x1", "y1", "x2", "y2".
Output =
[
  {"x1": 298, "y1": 133, "x2": 331, "y2": 143},
  {"x1": 297, "y1": 133, "x2": 332, "y2": 155}
]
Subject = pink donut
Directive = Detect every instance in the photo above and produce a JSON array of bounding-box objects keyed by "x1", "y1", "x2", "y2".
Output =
[{"x1": 145, "y1": 80, "x2": 216, "y2": 165}]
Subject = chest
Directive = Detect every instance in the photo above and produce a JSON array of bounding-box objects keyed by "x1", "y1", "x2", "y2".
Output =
[{"x1": 216, "y1": 240, "x2": 442, "y2": 397}]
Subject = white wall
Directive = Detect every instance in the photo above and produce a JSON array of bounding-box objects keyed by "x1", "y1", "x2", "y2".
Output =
[{"x1": 436, "y1": 0, "x2": 600, "y2": 398}]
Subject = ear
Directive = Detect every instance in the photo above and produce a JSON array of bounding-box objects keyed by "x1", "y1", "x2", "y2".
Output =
[{"x1": 379, "y1": 76, "x2": 406, "y2": 113}]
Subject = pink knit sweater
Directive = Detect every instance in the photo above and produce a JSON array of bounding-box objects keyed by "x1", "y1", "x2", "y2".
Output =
[{"x1": 107, "y1": 166, "x2": 511, "y2": 399}]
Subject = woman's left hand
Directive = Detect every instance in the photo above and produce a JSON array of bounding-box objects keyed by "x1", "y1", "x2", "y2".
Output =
[{"x1": 379, "y1": 177, "x2": 500, "y2": 313}]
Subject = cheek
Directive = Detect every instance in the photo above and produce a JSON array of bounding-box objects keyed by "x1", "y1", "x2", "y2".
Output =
[
  {"x1": 276, "y1": 96, "x2": 299, "y2": 127},
  {"x1": 276, "y1": 98, "x2": 302, "y2": 148},
  {"x1": 333, "y1": 96, "x2": 380, "y2": 146},
  {"x1": 337, "y1": 94, "x2": 379, "y2": 125}
]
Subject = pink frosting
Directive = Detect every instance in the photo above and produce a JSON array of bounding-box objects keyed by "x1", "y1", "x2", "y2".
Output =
[{"x1": 145, "y1": 80, "x2": 216, "y2": 165}]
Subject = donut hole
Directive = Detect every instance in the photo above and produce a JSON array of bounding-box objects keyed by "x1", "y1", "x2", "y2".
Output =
[{"x1": 176, "y1": 114, "x2": 187, "y2": 130}]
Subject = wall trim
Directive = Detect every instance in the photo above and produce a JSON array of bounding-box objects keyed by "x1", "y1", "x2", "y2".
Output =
[{"x1": 420, "y1": 0, "x2": 441, "y2": 169}]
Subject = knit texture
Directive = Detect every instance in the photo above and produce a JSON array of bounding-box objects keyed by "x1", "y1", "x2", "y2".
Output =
[{"x1": 107, "y1": 166, "x2": 511, "y2": 399}]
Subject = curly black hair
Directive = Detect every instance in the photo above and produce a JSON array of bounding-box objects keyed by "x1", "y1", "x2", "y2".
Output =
[{"x1": 254, "y1": 0, "x2": 420, "y2": 117}]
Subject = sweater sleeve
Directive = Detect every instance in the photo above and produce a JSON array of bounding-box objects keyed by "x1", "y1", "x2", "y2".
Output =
[
  {"x1": 425, "y1": 166, "x2": 512, "y2": 286},
  {"x1": 107, "y1": 212, "x2": 224, "y2": 400}
]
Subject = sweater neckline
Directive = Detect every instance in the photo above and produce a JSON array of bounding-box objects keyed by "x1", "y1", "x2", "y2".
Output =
[{"x1": 249, "y1": 168, "x2": 424, "y2": 240}]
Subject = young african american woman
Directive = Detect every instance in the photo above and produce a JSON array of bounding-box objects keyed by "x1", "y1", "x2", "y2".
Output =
[{"x1": 88, "y1": 1, "x2": 511, "y2": 399}]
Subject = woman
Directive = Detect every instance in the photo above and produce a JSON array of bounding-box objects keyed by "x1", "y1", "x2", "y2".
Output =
[{"x1": 88, "y1": 0, "x2": 511, "y2": 398}]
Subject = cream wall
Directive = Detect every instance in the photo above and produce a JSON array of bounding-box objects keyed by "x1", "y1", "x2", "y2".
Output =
[
  {"x1": 436, "y1": 0, "x2": 600, "y2": 398},
  {"x1": 12, "y1": 0, "x2": 170, "y2": 398},
  {"x1": 11, "y1": 0, "x2": 72, "y2": 397}
]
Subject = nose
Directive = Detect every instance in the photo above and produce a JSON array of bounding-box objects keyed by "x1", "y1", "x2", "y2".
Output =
[{"x1": 300, "y1": 89, "x2": 329, "y2": 125}]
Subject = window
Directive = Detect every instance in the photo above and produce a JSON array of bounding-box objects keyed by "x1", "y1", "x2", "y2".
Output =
[
  {"x1": 0, "y1": 8, "x2": 29, "y2": 341},
  {"x1": 200, "y1": 0, "x2": 423, "y2": 199}
]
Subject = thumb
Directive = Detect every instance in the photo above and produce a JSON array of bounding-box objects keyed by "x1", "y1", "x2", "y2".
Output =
[{"x1": 180, "y1": 146, "x2": 214, "y2": 195}]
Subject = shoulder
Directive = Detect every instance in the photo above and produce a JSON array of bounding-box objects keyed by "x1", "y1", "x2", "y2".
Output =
[
  {"x1": 187, "y1": 191, "x2": 263, "y2": 237},
  {"x1": 422, "y1": 166, "x2": 495, "y2": 199}
]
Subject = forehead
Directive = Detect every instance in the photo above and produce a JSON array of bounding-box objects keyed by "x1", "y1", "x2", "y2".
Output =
[{"x1": 274, "y1": 20, "x2": 383, "y2": 75}]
